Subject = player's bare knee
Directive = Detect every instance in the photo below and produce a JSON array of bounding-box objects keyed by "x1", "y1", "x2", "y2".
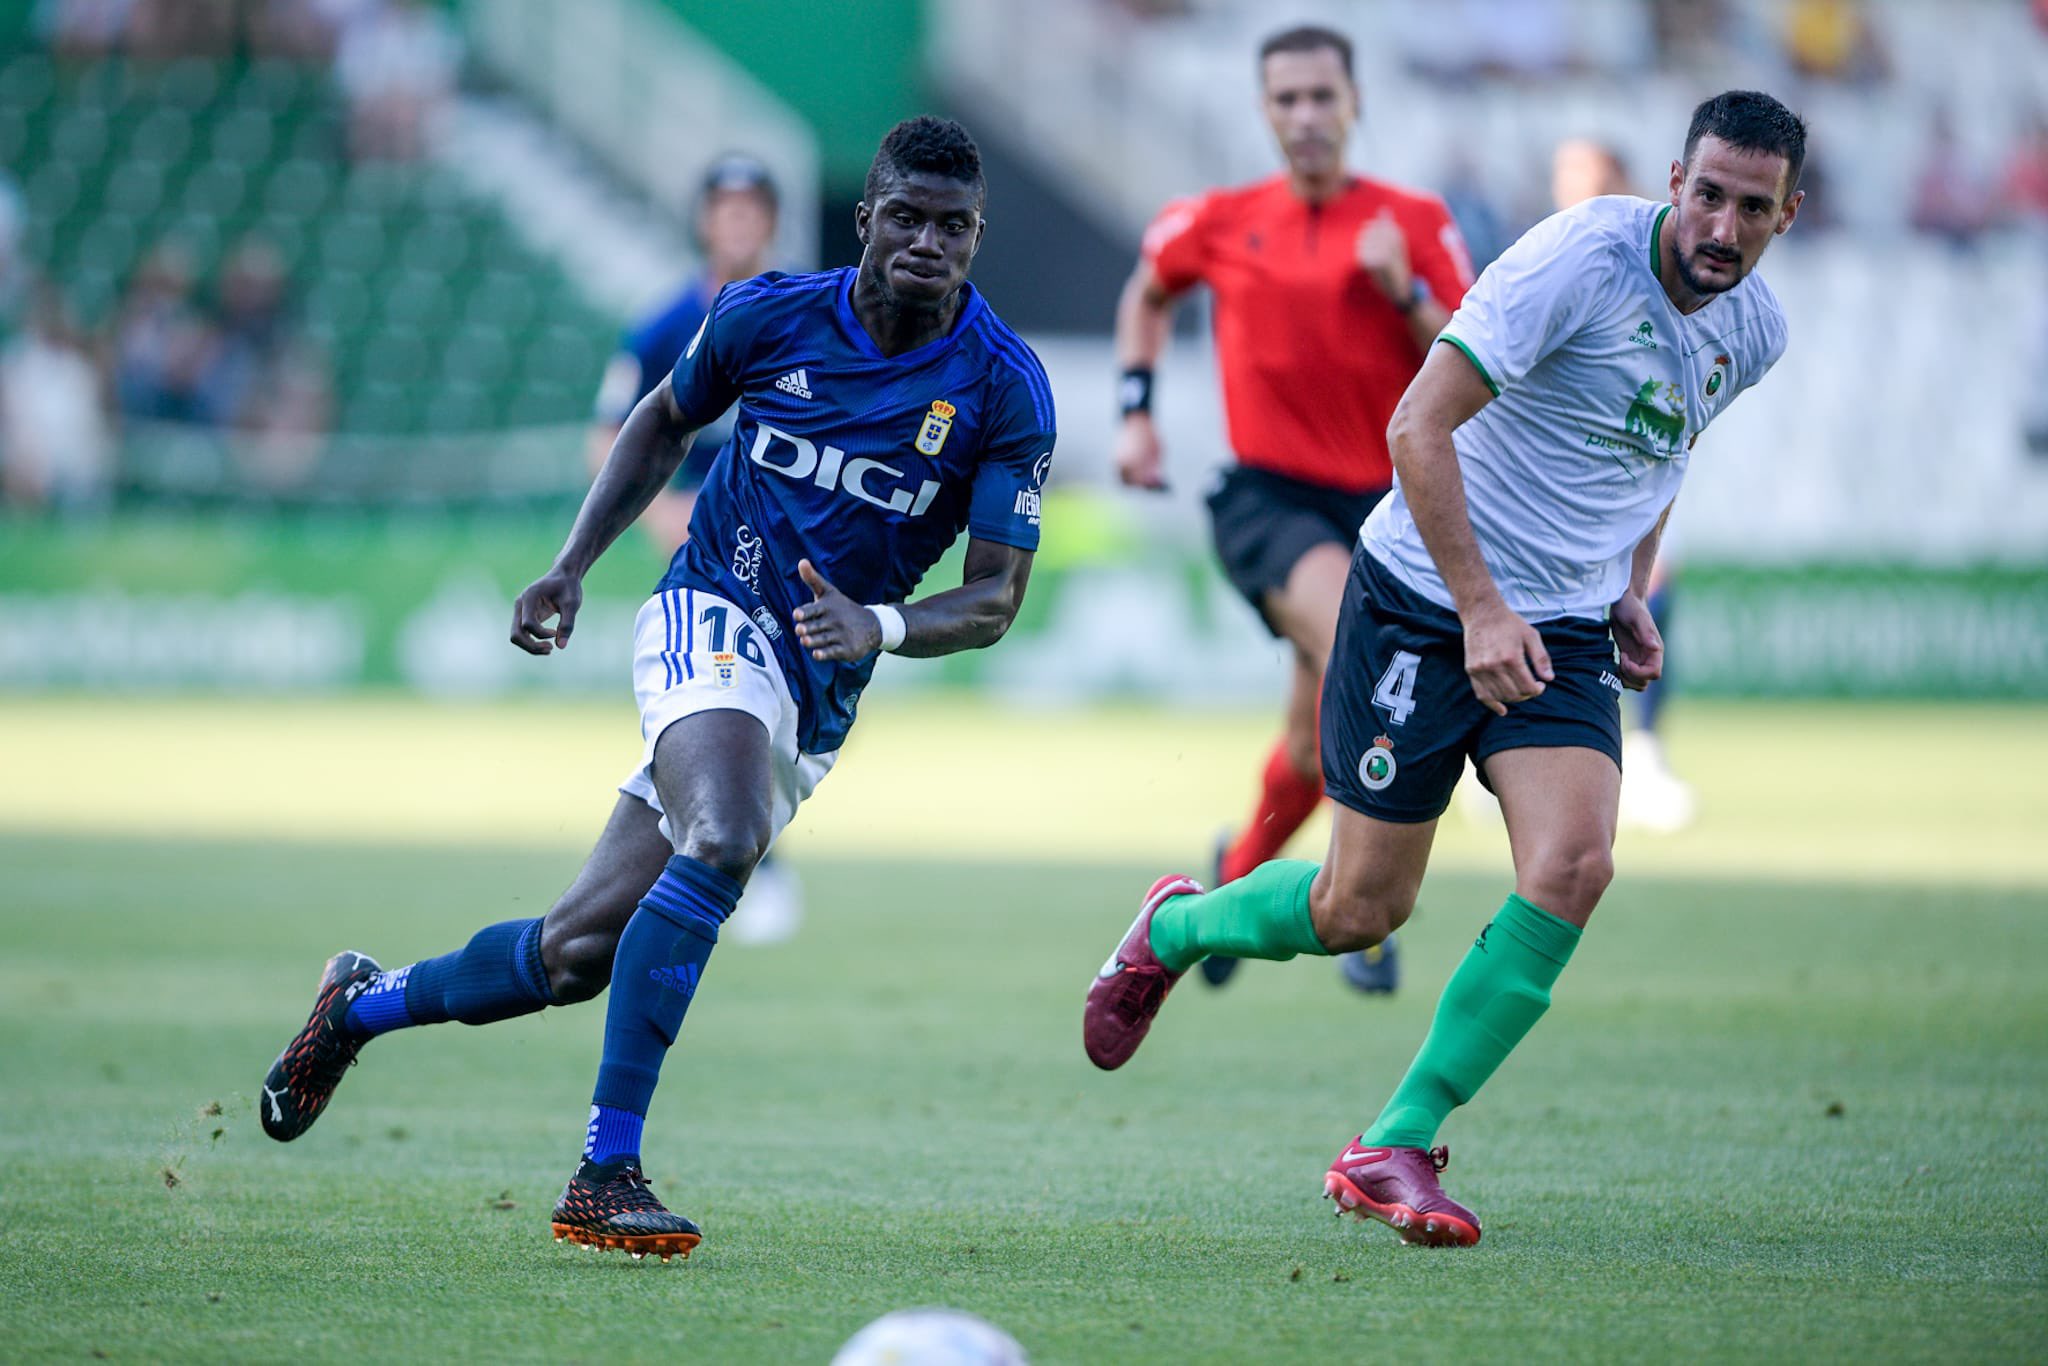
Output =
[
  {"x1": 676, "y1": 821, "x2": 769, "y2": 886},
  {"x1": 1521, "y1": 844, "x2": 1613, "y2": 920},
  {"x1": 540, "y1": 918, "x2": 616, "y2": 1003},
  {"x1": 1309, "y1": 877, "x2": 1411, "y2": 953}
]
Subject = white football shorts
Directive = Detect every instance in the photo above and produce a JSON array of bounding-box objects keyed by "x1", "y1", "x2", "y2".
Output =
[{"x1": 618, "y1": 586, "x2": 837, "y2": 847}]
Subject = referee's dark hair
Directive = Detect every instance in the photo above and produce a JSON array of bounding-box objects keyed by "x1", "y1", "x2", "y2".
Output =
[
  {"x1": 1259, "y1": 24, "x2": 1354, "y2": 82},
  {"x1": 865, "y1": 116, "x2": 986, "y2": 208},
  {"x1": 1685, "y1": 90, "x2": 1808, "y2": 196}
]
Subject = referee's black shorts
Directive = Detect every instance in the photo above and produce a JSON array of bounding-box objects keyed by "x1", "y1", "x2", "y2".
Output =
[{"x1": 1206, "y1": 465, "x2": 1387, "y2": 637}]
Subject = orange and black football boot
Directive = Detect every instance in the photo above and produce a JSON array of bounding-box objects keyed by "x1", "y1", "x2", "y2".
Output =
[
  {"x1": 260, "y1": 950, "x2": 381, "y2": 1141},
  {"x1": 551, "y1": 1157, "x2": 702, "y2": 1262}
]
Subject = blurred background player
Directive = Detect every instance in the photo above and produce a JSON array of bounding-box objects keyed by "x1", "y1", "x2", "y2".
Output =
[
  {"x1": 1552, "y1": 137, "x2": 1696, "y2": 832},
  {"x1": 588, "y1": 154, "x2": 807, "y2": 940},
  {"x1": 1113, "y1": 24, "x2": 1474, "y2": 992}
]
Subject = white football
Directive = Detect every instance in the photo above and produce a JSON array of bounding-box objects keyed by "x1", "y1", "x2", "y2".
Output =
[{"x1": 831, "y1": 1308, "x2": 1028, "y2": 1366}]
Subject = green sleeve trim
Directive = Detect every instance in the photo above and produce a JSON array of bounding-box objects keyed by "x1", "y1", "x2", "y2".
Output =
[{"x1": 1437, "y1": 334, "x2": 1500, "y2": 397}]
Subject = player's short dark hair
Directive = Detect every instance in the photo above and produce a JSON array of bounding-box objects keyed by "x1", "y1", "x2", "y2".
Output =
[
  {"x1": 864, "y1": 116, "x2": 985, "y2": 206},
  {"x1": 1684, "y1": 90, "x2": 1808, "y2": 196},
  {"x1": 1258, "y1": 24, "x2": 1354, "y2": 83}
]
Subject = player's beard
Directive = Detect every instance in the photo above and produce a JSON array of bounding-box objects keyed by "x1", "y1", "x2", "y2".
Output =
[{"x1": 1675, "y1": 242, "x2": 1744, "y2": 297}]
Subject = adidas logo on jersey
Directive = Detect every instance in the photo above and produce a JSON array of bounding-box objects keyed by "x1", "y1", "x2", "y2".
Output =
[{"x1": 775, "y1": 369, "x2": 814, "y2": 400}]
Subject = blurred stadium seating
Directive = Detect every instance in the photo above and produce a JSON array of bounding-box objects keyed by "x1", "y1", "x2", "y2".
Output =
[
  {"x1": 0, "y1": 0, "x2": 2043, "y2": 699},
  {"x1": 2, "y1": 51, "x2": 614, "y2": 437}
]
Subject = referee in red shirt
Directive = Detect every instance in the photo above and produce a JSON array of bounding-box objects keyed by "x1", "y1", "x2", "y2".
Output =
[{"x1": 1114, "y1": 24, "x2": 1474, "y2": 991}]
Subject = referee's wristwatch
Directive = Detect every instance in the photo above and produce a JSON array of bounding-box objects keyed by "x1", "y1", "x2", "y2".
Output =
[{"x1": 1394, "y1": 277, "x2": 1432, "y2": 314}]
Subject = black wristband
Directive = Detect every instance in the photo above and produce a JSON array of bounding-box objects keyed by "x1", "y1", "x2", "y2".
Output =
[
  {"x1": 1118, "y1": 367, "x2": 1154, "y2": 416},
  {"x1": 1395, "y1": 278, "x2": 1432, "y2": 315}
]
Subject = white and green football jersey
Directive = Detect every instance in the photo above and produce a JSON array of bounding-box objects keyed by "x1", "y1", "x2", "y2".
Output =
[{"x1": 1360, "y1": 194, "x2": 1788, "y2": 621}]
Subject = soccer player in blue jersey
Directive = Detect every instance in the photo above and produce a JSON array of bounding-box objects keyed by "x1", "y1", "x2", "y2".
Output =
[{"x1": 259, "y1": 116, "x2": 1056, "y2": 1262}]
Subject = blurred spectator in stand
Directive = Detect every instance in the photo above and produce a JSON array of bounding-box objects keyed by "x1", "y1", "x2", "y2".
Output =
[
  {"x1": 41, "y1": 0, "x2": 135, "y2": 61},
  {"x1": 197, "y1": 236, "x2": 288, "y2": 425},
  {"x1": 1650, "y1": 0, "x2": 1734, "y2": 71},
  {"x1": 334, "y1": 0, "x2": 462, "y2": 162},
  {"x1": 1550, "y1": 136, "x2": 1629, "y2": 211},
  {"x1": 1, "y1": 284, "x2": 113, "y2": 515},
  {"x1": 1402, "y1": 0, "x2": 1573, "y2": 85},
  {"x1": 125, "y1": 0, "x2": 236, "y2": 58},
  {"x1": 201, "y1": 235, "x2": 332, "y2": 486},
  {"x1": 1996, "y1": 109, "x2": 2048, "y2": 231},
  {"x1": 1909, "y1": 107, "x2": 1992, "y2": 248},
  {"x1": 111, "y1": 241, "x2": 218, "y2": 424},
  {"x1": 247, "y1": 0, "x2": 365, "y2": 63},
  {"x1": 1785, "y1": 144, "x2": 1834, "y2": 233},
  {"x1": 1437, "y1": 150, "x2": 1510, "y2": 271},
  {"x1": 0, "y1": 171, "x2": 25, "y2": 336},
  {"x1": 1781, "y1": 0, "x2": 1890, "y2": 84}
]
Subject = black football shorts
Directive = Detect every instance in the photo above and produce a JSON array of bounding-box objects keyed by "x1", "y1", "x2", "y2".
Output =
[{"x1": 1321, "y1": 546, "x2": 1625, "y2": 822}]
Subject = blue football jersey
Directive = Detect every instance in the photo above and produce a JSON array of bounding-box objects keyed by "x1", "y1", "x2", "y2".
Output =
[{"x1": 659, "y1": 267, "x2": 1055, "y2": 754}]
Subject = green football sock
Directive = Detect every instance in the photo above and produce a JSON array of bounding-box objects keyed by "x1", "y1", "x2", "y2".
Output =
[
  {"x1": 1147, "y1": 860, "x2": 1328, "y2": 972},
  {"x1": 1360, "y1": 893, "x2": 1581, "y2": 1150}
]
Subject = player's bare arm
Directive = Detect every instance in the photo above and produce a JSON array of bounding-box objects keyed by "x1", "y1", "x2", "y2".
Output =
[
  {"x1": 1355, "y1": 211, "x2": 1451, "y2": 353},
  {"x1": 1385, "y1": 343, "x2": 1552, "y2": 716},
  {"x1": 1112, "y1": 257, "x2": 1177, "y2": 490},
  {"x1": 793, "y1": 539, "x2": 1032, "y2": 663},
  {"x1": 1610, "y1": 502, "x2": 1672, "y2": 690},
  {"x1": 511, "y1": 375, "x2": 699, "y2": 655}
]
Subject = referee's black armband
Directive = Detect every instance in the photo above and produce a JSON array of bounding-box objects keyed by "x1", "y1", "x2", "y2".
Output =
[{"x1": 1117, "y1": 367, "x2": 1154, "y2": 416}]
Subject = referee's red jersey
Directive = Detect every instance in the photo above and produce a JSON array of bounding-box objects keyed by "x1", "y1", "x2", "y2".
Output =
[{"x1": 1145, "y1": 174, "x2": 1474, "y2": 494}]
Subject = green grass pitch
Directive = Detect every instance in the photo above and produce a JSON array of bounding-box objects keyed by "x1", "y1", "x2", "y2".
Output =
[{"x1": 1, "y1": 697, "x2": 2043, "y2": 1361}]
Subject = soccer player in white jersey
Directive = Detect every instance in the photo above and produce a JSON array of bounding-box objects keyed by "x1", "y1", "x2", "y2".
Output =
[{"x1": 1086, "y1": 90, "x2": 1803, "y2": 1246}]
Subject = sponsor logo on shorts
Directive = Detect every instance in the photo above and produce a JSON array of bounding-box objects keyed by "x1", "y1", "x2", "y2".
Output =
[
  {"x1": 712, "y1": 651, "x2": 739, "y2": 688},
  {"x1": 1358, "y1": 734, "x2": 1398, "y2": 791},
  {"x1": 1599, "y1": 670, "x2": 1625, "y2": 694}
]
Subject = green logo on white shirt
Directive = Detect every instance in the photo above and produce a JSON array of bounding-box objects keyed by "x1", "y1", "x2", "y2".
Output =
[
  {"x1": 1624, "y1": 379, "x2": 1685, "y2": 455},
  {"x1": 1628, "y1": 321, "x2": 1657, "y2": 349}
]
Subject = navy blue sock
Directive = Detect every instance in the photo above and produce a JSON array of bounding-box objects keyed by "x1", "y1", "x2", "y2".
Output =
[
  {"x1": 584, "y1": 1104, "x2": 644, "y2": 1166},
  {"x1": 347, "y1": 918, "x2": 556, "y2": 1037},
  {"x1": 585, "y1": 855, "x2": 741, "y2": 1156}
]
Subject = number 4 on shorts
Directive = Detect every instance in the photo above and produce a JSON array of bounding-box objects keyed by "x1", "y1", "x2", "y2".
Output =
[{"x1": 1373, "y1": 650, "x2": 1422, "y2": 726}]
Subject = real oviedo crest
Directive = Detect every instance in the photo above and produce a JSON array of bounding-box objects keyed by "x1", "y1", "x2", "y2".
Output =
[{"x1": 915, "y1": 400, "x2": 956, "y2": 456}]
